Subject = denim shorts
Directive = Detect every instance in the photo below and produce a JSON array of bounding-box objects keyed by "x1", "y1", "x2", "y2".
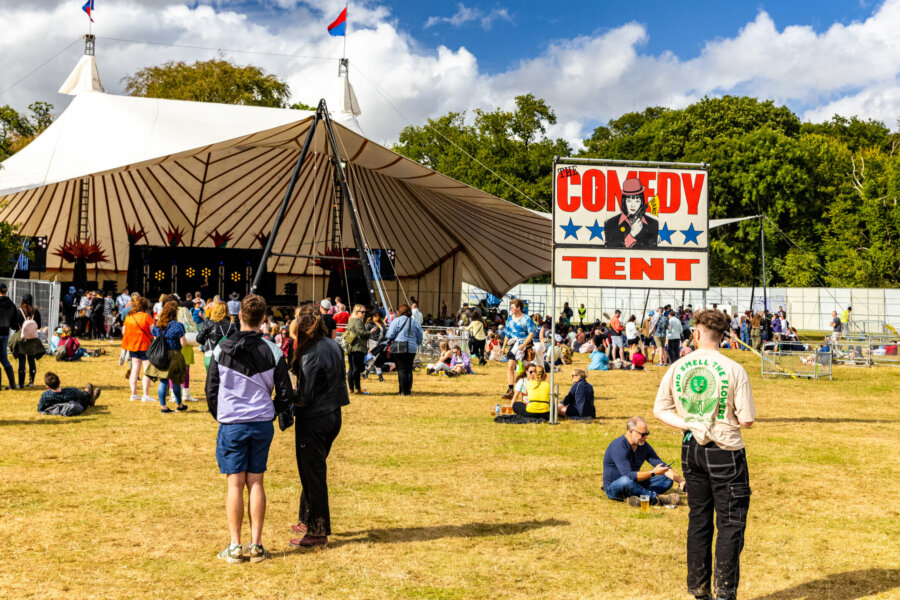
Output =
[
  {"x1": 130, "y1": 350, "x2": 148, "y2": 360},
  {"x1": 216, "y1": 421, "x2": 275, "y2": 474}
]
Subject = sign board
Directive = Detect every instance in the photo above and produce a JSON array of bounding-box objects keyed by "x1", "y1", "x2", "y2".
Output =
[{"x1": 552, "y1": 160, "x2": 709, "y2": 289}]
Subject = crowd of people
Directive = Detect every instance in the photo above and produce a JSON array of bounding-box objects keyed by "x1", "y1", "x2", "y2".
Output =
[{"x1": 1, "y1": 285, "x2": 781, "y2": 595}]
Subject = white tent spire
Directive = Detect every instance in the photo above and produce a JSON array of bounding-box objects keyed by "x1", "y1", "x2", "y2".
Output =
[
  {"x1": 334, "y1": 57, "x2": 363, "y2": 134},
  {"x1": 59, "y1": 35, "x2": 105, "y2": 95}
]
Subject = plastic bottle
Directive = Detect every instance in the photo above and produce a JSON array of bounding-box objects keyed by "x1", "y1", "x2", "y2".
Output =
[{"x1": 495, "y1": 403, "x2": 501, "y2": 417}]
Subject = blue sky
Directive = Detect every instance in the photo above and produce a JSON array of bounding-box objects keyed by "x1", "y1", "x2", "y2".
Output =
[{"x1": 1, "y1": 0, "x2": 898, "y2": 145}]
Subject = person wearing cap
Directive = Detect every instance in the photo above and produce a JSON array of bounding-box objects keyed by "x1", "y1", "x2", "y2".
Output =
[
  {"x1": 62, "y1": 286, "x2": 78, "y2": 331},
  {"x1": 191, "y1": 297, "x2": 206, "y2": 329},
  {"x1": 226, "y1": 293, "x2": 241, "y2": 321},
  {"x1": 604, "y1": 177, "x2": 659, "y2": 249},
  {"x1": 318, "y1": 300, "x2": 338, "y2": 338},
  {"x1": 0, "y1": 282, "x2": 20, "y2": 389}
]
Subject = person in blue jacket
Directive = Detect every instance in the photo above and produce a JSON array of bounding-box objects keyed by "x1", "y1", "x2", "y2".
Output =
[
  {"x1": 558, "y1": 368, "x2": 595, "y2": 418},
  {"x1": 385, "y1": 304, "x2": 424, "y2": 396},
  {"x1": 588, "y1": 336, "x2": 610, "y2": 371}
]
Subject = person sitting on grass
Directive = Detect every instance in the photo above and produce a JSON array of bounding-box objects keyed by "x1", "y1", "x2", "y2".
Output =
[
  {"x1": 588, "y1": 336, "x2": 610, "y2": 371},
  {"x1": 558, "y1": 368, "x2": 595, "y2": 418},
  {"x1": 511, "y1": 365, "x2": 551, "y2": 420},
  {"x1": 629, "y1": 347, "x2": 646, "y2": 371},
  {"x1": 38, "y1": 372, "x2": 100, "y2": 416},
  {"x1": 602, "y1": 417, "x2": 683, "y2": 508},
  {"x1": 426, "y1": 340, "x2": 455, "y2": 376},
  {"x1": 509, "y1": 365, "x2": 534, "y2": 406},
  {"x1": 448, "y1": 345, "x2": 473, "y2": 375},
  {"x1": 206, "y1": 294, "x2": 293, "y2": 565}
]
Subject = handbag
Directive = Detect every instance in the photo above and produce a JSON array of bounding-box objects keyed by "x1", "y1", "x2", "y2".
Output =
[
  {"x1": 388, "y1": 316, "x2": 413, "y2": 355},
  {"x1": 148, "y1": 329, "x2": 170, "y2": 370},
  {"x1": 203, "y1": 322, "x2": 232, "y2": 368}
]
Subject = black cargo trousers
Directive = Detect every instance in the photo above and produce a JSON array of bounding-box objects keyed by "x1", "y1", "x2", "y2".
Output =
[{"x1": 682, "y1": 435, "x2": 751, "y2": 599}]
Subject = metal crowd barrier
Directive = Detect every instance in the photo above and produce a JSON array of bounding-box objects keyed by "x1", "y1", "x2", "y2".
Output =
[
  {"x1": 0, "y1": 278, "x2": 61, "y2": 349},
  {"x1": 832, "y1": 337, "x2": 900, "y2": 368},
  {"x1": 761, "y1": 341, "x2": 832, "y2": 380},
  {"x1": 417, "y1": 328, "x2": 471, "y2": 367}
]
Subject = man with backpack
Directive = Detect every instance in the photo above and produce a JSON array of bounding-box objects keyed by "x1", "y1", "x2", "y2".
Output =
[{"x1": 0, "y1": 283, "x2": 19, "y2": 389}]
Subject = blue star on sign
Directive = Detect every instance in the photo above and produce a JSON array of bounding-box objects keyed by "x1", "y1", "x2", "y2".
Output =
[
  {"x1": 681, "y1": 223, "x2": 704, "y2": 245},
  {"x1": 561, "y1": 218, "x2": 581, "y2": 240},
  {"x1": 587, "y1": 219, "x2": 605, "y2": 241},
  {"x1": 658, "y1": 222, "x2": 674, "y2": 244}
]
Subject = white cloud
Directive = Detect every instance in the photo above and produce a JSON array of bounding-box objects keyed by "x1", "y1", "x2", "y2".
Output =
[
  {"x1": 1, "y1": 0, "x2": 900, "y2": 151},
  {"x1": 425, "y1": 3, "x2": 512, "y2": 30}
]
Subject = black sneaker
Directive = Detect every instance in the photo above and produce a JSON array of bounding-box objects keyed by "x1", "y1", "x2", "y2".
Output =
[
  {"x1": 176, "y1": 404, "x2": 188, "y2": 412},
  {"x1": 160, "y1": 407, "x2": 174, "y2": 414}
]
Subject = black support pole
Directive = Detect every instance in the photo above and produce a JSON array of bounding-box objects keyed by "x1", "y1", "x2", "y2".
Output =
[
  {"x1": 250, "y1": 106, "x2": 322, "y2": 294},
  {"x1": 319, "y1": 107, "x2": 379, "y2": 309}
]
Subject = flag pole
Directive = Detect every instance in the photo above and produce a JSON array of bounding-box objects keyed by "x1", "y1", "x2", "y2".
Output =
[{"x1": 343, "y1": 3, "x2": 348, "y2": 59}]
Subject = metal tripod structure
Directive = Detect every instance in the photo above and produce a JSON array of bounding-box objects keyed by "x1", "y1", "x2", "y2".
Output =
[{"x1": 250, "y1": 99, "x2": 379, "y2": 309}]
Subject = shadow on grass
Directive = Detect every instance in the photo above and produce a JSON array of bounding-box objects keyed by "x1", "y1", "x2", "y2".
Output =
[
  {"x1": 321, "y1": 518, "x2": 569, "y2": 548},
  {"x1": 757, "y1": 417, "x2": 897, "y2": 424},
  {"x1": 754, "y1": 568, "x2": 900, "y2": 600}
]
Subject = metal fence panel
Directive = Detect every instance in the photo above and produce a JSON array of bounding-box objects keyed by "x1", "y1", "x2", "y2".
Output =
[
  {"x1": 0, "y1": 278, "x2": 60, "y2": 347},
  {"x1": 761, "y1": 341, "x2": 832, "y2": 380}
]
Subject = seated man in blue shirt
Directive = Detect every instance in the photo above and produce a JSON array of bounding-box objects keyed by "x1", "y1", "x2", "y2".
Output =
[
  {"x1": 558, "y1": 368, "x2": 595, "y2": 418},
  {"x1": 602, "y1": 417, "x2": 682, "y2": 507}
]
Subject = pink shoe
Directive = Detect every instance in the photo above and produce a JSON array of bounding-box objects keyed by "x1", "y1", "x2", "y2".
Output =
[{"x1": 289, "y1": 535, "x2": 328, "y2": 548}]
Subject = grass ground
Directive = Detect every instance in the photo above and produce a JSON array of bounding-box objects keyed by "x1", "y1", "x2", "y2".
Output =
[{"x1": 0, "y1": 342, "x2": 898, "y2": 599}]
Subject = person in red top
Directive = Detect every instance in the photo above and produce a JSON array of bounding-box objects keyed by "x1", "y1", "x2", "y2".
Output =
[
  {"x1": 332, "y1": 307, "x2": 350, "y2": 333},
  {"x1": 121, "y1": 296, "x2": 155, "y2": 402},
  {"x1": 609, "y1": 309, "x2": 625, "y2": 362}
]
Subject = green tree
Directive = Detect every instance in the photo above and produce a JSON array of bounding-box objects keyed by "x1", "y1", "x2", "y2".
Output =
[
  {"x1": 122, "y1": 57, "x2": 292, "y2": 108},
  {"x1": 0, "y1": 101, "x2": 53, "y2": 161},
  {"x1": 0, "y1": 220, "x2": 28, "y2": 277},
  {"x1": 393, "y1": 94, "x2": 571, "y2": 211}
]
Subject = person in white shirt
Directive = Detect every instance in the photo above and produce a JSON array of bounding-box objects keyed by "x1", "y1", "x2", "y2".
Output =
[
  {"x1": 654, "y1": 309, "x2": 756, "y2": 600},
  {"x1": 411, "y1": 302, "x2": 424, "y2": 325}
]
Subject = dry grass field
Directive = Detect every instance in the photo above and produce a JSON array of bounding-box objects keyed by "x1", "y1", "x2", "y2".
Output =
[{"x1": 0, "y1": 341, "x2": 898, "y2": 599}]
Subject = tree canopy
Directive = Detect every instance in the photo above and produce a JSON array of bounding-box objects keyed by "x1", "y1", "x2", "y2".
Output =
[
  {"x1": 122, "y1": 57, "x2": 295, "y2": 108},
  {"x1": 0, "y1": 101, "x2": 53, "y2": 162},
  {"x1": 395, "y1": 94, "x2": 899, "y2": 288}
]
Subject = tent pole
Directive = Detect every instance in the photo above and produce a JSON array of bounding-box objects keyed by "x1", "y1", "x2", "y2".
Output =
[
  {"x1": 640, "y1": 289, "x2": 650, "y2": 324},
  {"x1": 250, "y1": 107, "x2": 321, "y2": 294},
  {"x1": 320, "y1": 105, "x2": 379, "y2": 309}
]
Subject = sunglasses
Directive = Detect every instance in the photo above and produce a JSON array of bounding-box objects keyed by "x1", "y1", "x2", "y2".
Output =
[{"x1": 636, "y1": 430, "x2": 650, "y2": 438}]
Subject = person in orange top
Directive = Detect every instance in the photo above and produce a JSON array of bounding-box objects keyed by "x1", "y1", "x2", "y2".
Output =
[{"x1": 122, "y1": 296, "x2": 155, "y2": 402}]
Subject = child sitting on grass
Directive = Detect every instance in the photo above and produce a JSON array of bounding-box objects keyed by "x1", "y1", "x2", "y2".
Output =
[{"x1": 38, "y1": 372, "x2": 101, "y2": 416}]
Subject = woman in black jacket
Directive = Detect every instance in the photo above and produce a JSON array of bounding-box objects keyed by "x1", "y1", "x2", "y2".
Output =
[
  {"x1": 288, "y1": 304, "x2": 350, "y2": 548},
  {"x1": 13, "y1": 294, "x2": 43, "y2": 387}
]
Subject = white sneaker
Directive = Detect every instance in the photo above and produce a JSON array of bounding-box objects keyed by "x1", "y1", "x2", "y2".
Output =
[
  {"x1": 182, "y1": 389, "x2": 198, "y2": 402},
  {"x1": 130, "y1": 394, "x2": 141, "y2": 402},
  {"x1": 141, "y1": 395, "x2": 156, "y2": 403}
]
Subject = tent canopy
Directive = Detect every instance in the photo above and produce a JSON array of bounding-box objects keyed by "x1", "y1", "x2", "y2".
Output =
[{"x1": 0, "y1": 91, "x2": 551, "y2": 297}]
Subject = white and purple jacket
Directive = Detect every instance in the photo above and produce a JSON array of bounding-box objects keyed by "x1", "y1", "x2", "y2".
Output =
[{"x1": 205, "y1": 330, "x2": 293, "y2": 424}]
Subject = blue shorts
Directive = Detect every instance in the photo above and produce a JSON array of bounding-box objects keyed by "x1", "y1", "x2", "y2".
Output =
[
  {"x1": 131, "y1": 350, "x2": 148, "y2": 360},
  {"x1": 216, "y1": 421, "x2": 274, "y2": 474}
]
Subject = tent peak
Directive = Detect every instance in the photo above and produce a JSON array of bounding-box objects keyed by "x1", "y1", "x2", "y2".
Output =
[{"x1": 59, "y1": 54, "x2": 105, "y2": 95}]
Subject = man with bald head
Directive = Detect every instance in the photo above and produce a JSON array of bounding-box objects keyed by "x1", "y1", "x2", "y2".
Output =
[{"x1": 601, "y1": 416, "x2": 682, "y2": 507}]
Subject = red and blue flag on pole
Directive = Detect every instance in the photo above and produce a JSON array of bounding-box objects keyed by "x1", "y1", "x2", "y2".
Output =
[
  {"x1": 327, "y1": 6, "x2": 347, "y2": 36},
  {"x1": 82, "y1": 0, "x2": 95, "y2": 22}
]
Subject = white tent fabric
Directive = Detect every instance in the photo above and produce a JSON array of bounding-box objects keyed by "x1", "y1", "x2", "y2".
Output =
[
  {"x1": 0, "y1": 91, "x2": 550, "y2": 296},
  {"x1": 58, "y1": 55, "x2": 105, "y2": 95},
  {"x1": 710, "y1": 215, "x2": 759, "y2": 229}
]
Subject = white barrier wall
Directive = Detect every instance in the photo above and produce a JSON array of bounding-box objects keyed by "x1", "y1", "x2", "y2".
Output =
[{"x1": 463, "y1": 283, "x2": 900, "y2": 332}]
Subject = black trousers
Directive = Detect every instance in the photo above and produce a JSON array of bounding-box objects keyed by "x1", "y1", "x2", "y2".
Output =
[
  {"x1": 469, "y1": 339, "x2": 486, "y2": 363},
  {"x1": 393, "y1": 352, "x2": 415, "y2": 395},
  {"x1": 667, "y1": 339, "x2": 681, "y2": 364},
  {"x1": 295, "y1": 408, "x2": 342, "y2": 537},
  {"x1": 17, "y1": 355, "x2": 36, "y2": 386},
  {"x1": 682, "y1": 436, "x2": 751, "y2": 599},
  {"x1": 347, "y1": 351, "x2": 365, "y2": 392},
  {"x1": 512, "y1": 401, "x2": 549, "y2": 420}
]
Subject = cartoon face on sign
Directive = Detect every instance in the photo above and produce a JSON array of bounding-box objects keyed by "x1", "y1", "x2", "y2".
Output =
[{"x1": 604, "y1": 178, "x2": 659, "y2": 249}]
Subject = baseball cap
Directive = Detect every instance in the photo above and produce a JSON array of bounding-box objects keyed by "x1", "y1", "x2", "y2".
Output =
[
  {"x1": 320, "y1": 299, "x2": 332, "y2": 311},
  {"x1": 0, "y1": 283, "x2": 6, "y2": 293},
  {"x1": 649, "y1": 310, "x2": 655, "y2": 316}
]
